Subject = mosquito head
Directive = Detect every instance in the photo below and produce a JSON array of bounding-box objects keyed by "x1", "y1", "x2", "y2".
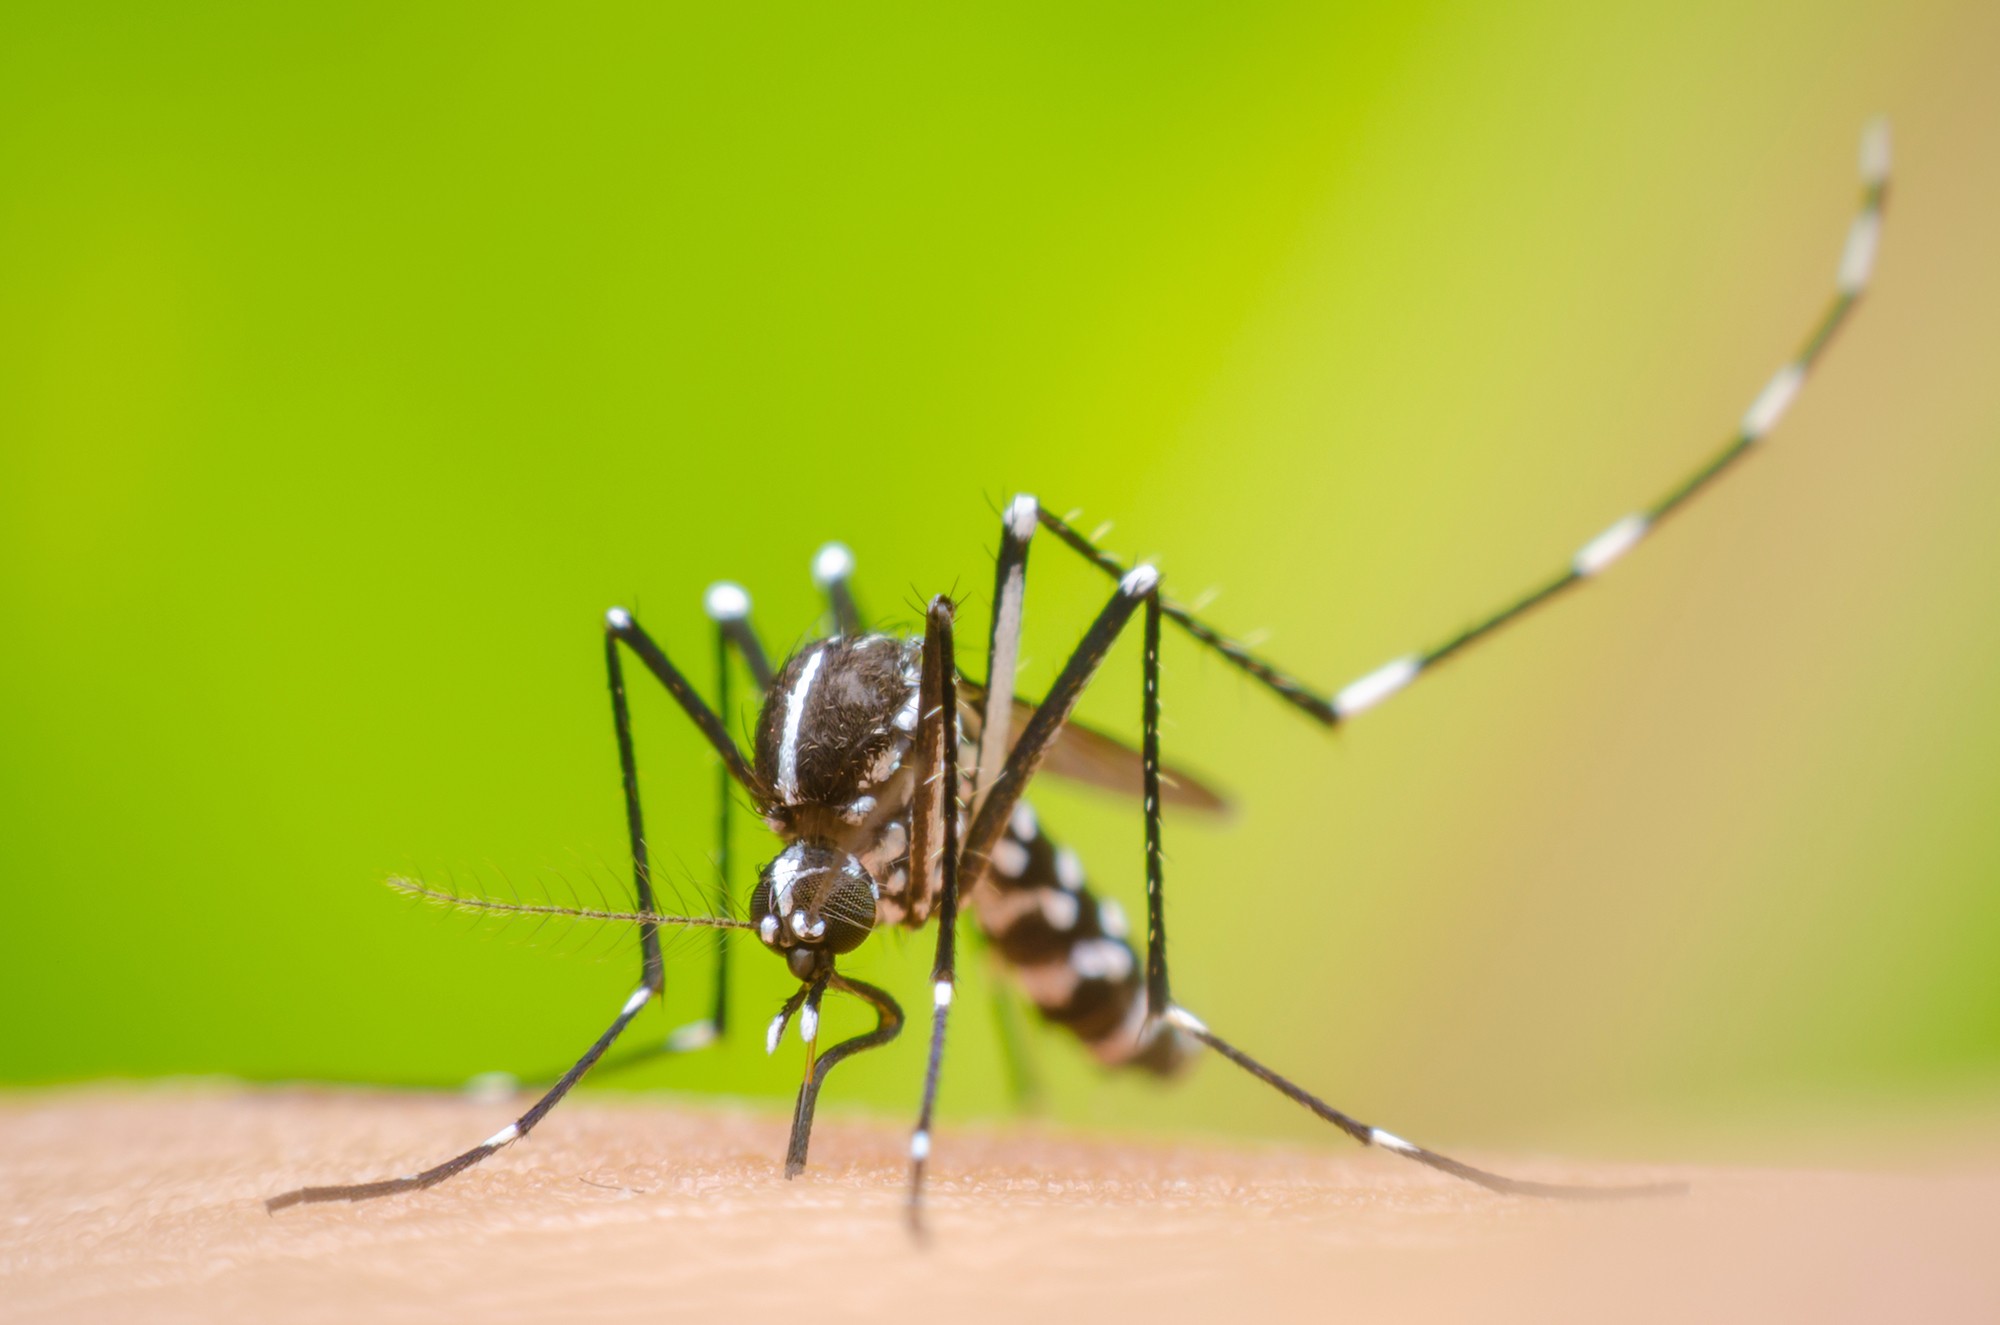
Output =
[{"x1": 751, "y1": 841, "x2": 878, "y2": 980}]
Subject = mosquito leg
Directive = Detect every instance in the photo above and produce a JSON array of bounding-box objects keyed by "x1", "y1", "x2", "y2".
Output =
[
  {"x1": 705, "y1": 580, "x2": 776, "y2": 691},
  {"x1": 1161, "y1": 1006, "x2": 1686, "y2": 1199},
  {"x1": 1130, "y1": 602, "x2": 1680, "y2": 1198},
  {"x1": 266, "y1": 984, "x2": 658, "y2": 1210},
  {"x1": 676, "y1": 589, "x2": 741, "y2": 1051},
  {"x1": 604, "y1": 607, "x2": 760, "y2": 792},
  {"x1": 1038, "y1": 119, "x2": 1890, "y2": 731},
  {"x1": 784, "y1": 976, "x2": 905, "y2": 1177},
  {"x1": 604, "y1": 622, "x2": 668, "y2": 1003},
  {"x1": 906, "y1": 597, "x2": 962, "y2": 1235},
  {"x1": 666, "y1": 583, "x2": 778, "y2": 1050},
  {"x1": 812, "y1": 542, "x2": 865, "y2": 637},
  {"x1": 588, "y1": 586, "x2": 776, "y2": 1077},
  {"x1": 970, "y1": 494, "x2": 1037, "y2": 821},
  {"x1": 960, "y1": 564, "x2": 1159, "y2": 895}
]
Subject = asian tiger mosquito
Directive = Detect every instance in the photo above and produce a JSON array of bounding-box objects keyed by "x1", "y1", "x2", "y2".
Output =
[{"x1": 267, "y1": 120, "x2": 1890, "y2": 1230}]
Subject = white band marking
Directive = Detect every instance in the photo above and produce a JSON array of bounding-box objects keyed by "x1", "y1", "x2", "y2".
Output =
[
  {"x1": 1859, "y1": 117, "x2": 1891, "y2": 188},
  {"x1": 990, "y1": 837, "x2": 1029, "y2": 878},
  {"x1": 1164, "y1": 1005, "x2": 1208, "y2": 1035},
  {"x1": 1070, "y1": 938, "x2": 1134, "y2": 982},
  {"x1": 605, "y1": 606, "x2": 632, "y2": 632},
  {"x1": 775, "y1": 647, "x2": 826, "y2": 802},
  {"x1": 811, "y1": 542, "x2": 855, "y2": 588},
  {"x1": 482, "y1": 1122, "x2": 520, "y2": 1148},
  {"x1": 933, "y1": 980, "x2": 954, "y2": 1009},
  {"x1": 1007, "y1": 493, "x2": 1039, "y2": 541},
  {"x1": 1370, "y1": 1127, "x2": 1418, "y2": 1155},
  {"x1": 621, "y1": 986, "x2": 653, "y2": 1017},
  {"x1": 1572, "y1": 514, "x2": 1649, "y2": 577},
  {"x1": 1120, "y1": 564, "x2": 1160, "y2": 598},
  {"x1": 1335, "y1": 655, "x2": 1421, "y2": 718},
  {"x1": 703, "y1": 582, "x2": 750, "y2": 622},
  {"x1": 1741, "y1": 363, "x2": 1805, "y2": 441},
  {"x1": 1838, "y1": 209, "x2": 1881, "y2": 295},
  {"x1": 910, "y1": 1130, "x2": 931, "y2": 1162}
]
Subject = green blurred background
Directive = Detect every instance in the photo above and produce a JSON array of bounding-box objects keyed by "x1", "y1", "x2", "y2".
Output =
[{"x1": 4, "y1": 0, "x2": 1997, "y2": 1160}]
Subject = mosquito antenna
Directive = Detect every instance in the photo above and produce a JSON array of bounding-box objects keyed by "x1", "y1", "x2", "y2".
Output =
[{"x1": 386, "y1": 875, "x2": 752, "y2": 930}]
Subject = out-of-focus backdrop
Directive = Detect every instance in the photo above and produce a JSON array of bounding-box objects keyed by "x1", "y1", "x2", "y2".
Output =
[{"x1": 3, "y1": 0, "x2": 1996, "y2": 1159}]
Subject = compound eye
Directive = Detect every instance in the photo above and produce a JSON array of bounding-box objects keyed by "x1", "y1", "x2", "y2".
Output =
[{"x1": 818, "y1": 871, "x2": 876, "y2": 955}]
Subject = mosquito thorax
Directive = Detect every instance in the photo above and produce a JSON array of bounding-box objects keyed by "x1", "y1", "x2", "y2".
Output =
[
  {"x1": 751, "y1": 841, "x2": 878, "y2": 978},
  {"x1": 753, "y1": 635, "x2": 922, "y2": 841}
]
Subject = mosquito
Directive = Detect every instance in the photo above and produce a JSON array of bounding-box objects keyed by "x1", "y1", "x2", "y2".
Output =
[{"x1": 268, "y1": 120, "x2": 1889, "y2": 1229}]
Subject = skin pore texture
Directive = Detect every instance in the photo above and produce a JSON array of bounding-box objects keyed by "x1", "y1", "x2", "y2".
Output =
[{"x1": 5, "y1": 1085, "x2": 1998, "y2": 1325}]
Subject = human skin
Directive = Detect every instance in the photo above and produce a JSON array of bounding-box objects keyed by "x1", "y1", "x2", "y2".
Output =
[{"x1": 3, "y1": 1086, "x2": 1997, "y2": 1324}]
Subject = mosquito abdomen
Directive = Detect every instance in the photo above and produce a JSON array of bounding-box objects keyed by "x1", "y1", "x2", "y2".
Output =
[{"x1": 972, "y1": 801, "x2": 1192, "y2": 1074}]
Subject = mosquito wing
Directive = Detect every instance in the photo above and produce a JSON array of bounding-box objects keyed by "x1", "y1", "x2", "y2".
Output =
[{"x1": 959, "y1": 679, "x2": 1231, "y2": 816}]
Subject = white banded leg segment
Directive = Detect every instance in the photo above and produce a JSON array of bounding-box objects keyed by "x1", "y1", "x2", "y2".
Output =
[
  {"x1": 1026, "y1": 124, "x2": 1888, "y2": 739},
  {"x1": 975, "y1": 495, "x2": 1038, "y2": 815},
  {"x1": 1120, "y1": 564, "x2": 1161, "y2": 598},
  {"x1": 1859, "y1": 116, "x2": 1892, "y2": 188},
  {"x1": 811, "y1": 542, "x2": 855, "y2": 588},
  {"x1": 1838, "y1": 208, "x2": 1882, "y2": 295},
  {"x1": 1334, "y1": 655, "x2": 1421, "y2": 719},
  {"x1": 1168, "y1": 1006, "x2": 1686, "y2": 1200},
  {"x1": 1741, "y1": 363, "x2": 1805, "y2": 441},
  {"x1": 1572, "y1": 514, "x2": 1650, "y2": 578},
  {"x1": 1369, "y1": 1127, "x2": 1418, "y2": 1155},
  {"x1": 703, "y1": 581, "x2": 751, "y2": 622},
  {"x1": 266, "y1": 976, "x2": 666, "y2": 1210}
]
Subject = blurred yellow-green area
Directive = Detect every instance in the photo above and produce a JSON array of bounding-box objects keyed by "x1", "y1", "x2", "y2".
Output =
[{"x1": 4, "y1": 0, "x2": 1997, "y2": 1158}]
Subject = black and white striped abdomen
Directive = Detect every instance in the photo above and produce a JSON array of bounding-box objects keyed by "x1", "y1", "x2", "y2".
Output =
[{"x1": 972, "y1": 802, "x2": 1192, "y2": 1075}]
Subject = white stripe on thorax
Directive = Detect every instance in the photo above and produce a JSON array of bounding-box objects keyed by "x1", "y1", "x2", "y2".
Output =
[{"x1": 776, "y1": 646, "x2": 826, "y2": 802}]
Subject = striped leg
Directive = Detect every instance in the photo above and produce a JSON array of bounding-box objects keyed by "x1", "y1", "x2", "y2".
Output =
[
  {"x1": 269, "y1": 603, "x2": 764, "y2": 1208},
  {"x1": 604, "y1": 608, "x2": 760, "y2": 790},
  {"x1": 971, "y1": 495, "x2": 1037, "y2": 820},
  {"x1": 1126, "y1": 600, "x2": 1680, "y2": 1197},
  {"x1": 266, "y1": 983, "x2": 658, "y2": 1210},
  {"x1": 906, "y1": 597, "x2": 963, "y2": 1235},
  {"x1": 1161, "y1": 1005, "x2": 1686, "y2": 1198},
  {"x1": 960, "y1": 564, "x2": 1160, "y2": 893},
  {"x1": 605, "y1": 615, "x2": 671, "y2": 1002},
  {"x1": 1039, "y1": 118, "x2": 1891, "y2": 730},
  {"x1": 597, "y1": 583, "x2": 775, "y2": 1075},
  {"x1": 662, "y1": 584, "x2": 779, "y2": 1051}
]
